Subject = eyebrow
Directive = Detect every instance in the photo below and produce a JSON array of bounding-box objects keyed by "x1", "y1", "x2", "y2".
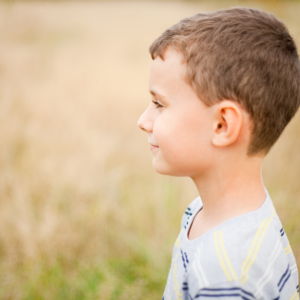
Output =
[{"x1": 149, "y1": 89, "x2": 166, "y2": 99}]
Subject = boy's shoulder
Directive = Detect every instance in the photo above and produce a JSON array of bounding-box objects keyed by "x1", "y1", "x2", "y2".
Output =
[{"x1": 180, "y1": 193, "x2": 299, "y2": 299}]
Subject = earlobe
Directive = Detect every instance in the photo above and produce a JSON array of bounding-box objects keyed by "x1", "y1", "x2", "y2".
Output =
[{"x1": 212, "y1": 101, "x2": 242, "y2": 148}]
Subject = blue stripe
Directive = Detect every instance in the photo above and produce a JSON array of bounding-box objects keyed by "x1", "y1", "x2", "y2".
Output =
[
  {"x1": 183, "y1": 282, "x2": 188, "y2": 285},
  {"x1": 280, "y1": 228, "x2": 283, "y2": 232},
  {"x1": 281, "y1": 232, "x2": 284, "y2": 236},
  {"x1": 201, "y1": 288, "x2": 242, "y2": 291},
  {"x1": 185, "y1": 252, "x2": 190, "y2": 263},
  {"x1": 200, "y1": 288, "x2": 254, "y2": 298},
  {"x1": 195, "y1": 293, "x2": 251, "y2": 299},
  {"x1": 181, "y1": 249, "x2": 187, "y2": 270},
  {"x1": 187, "y1": 207, "x2": 191, "y2": 211},
  {"x1": 183, "y1": 287, "x2": 189, "y2": 290},
  {"x1": 241, "y1": 289, "x2": 255, "y2": 298},
  {"x1": 185, "y1": 212, "x2": 192, "y2": 216},
  {"x1": 279, "y1": 271, "x2": 291, "y2": 292},
  {"x1": 278, "y1": 265, "x2": 289, "y2": 287}
]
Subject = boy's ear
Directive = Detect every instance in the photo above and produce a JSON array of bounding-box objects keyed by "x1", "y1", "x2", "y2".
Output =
[{"x1": 212, "y1": 101, "x2": 242, "y2": 148}]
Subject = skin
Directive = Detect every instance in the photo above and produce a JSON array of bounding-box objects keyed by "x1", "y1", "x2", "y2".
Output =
[{"x1": 137, "y1": 47, "x2": 266, "y2": 240}]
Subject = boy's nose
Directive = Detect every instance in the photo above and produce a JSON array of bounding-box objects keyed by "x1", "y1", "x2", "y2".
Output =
[{"x1": 137, "y1": 108, "x2": 153, "y2": 133}]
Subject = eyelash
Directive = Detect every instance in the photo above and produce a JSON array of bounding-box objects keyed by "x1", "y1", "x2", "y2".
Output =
[{"x1": 152, "y1": 100, "x2": 163, "y2": 108}]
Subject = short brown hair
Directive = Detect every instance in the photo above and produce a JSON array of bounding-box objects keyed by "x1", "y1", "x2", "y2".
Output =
[{"x1": 150, "y1": 7, "x2": 300, "y2": 155}]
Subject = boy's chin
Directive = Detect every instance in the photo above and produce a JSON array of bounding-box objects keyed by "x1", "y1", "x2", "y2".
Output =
[
  {"x1": 152, "y1": 160, "x2": 171, "y2": 175},
  {"x1": 152, "y1": 160, "x2": 184, "y2": 177}
]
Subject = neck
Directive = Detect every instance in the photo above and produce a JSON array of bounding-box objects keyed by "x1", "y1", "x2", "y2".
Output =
[{"x1": 191, "y1": 153, "x2": 266, "y2": 226}]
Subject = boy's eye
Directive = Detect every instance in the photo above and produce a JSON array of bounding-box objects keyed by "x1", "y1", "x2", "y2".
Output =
[{"x1": 152, "y1": 100, "x2": 163, "y2": 108}]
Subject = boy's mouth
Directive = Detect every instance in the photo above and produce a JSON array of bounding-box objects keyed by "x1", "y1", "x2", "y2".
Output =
[{"x1": 149, "y1": 143, "x2": 159, "y2": 151}]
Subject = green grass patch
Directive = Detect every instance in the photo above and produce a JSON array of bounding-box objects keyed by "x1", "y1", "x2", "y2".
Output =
[{"x1": 9, "y1": 251, "x2": 168, "y2": 300}]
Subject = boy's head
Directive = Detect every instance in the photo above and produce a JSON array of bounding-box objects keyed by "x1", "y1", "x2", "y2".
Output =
[
  {"x1": 138, "y1": 7, "x2": 300, "y2": 176},
  {"x1": 149, "y1": 7, "x2": 300, "y2": 155}
]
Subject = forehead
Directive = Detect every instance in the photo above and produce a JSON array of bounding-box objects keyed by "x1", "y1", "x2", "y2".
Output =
[{"x1": 149, "y1": 48, "x2": 187, "y2": 95}]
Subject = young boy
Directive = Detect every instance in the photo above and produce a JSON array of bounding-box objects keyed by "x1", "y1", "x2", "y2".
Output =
[{"x1": 137, "y1": 7, "x2": 300, "y2": 300}]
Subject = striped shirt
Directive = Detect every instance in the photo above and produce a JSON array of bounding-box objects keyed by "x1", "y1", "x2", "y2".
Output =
[{"x1": 163, "y1": 190, "x2": 299, "y2": 300}]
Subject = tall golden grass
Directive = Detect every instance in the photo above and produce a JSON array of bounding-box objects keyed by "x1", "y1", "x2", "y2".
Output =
[{"x1": 0, "y1": 1, "x2": 299, "y2": 299}]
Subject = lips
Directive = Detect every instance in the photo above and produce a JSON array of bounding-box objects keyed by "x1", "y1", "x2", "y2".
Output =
[
  {"x1": 149, "y1": 143, "x2": 159, "y2": 147},
  {"x1": 150, "y1": 143, "x2": 159, "y2": 151}
]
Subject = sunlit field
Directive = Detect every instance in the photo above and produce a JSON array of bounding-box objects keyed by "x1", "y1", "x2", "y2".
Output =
[{"x1": 0, "y1": 1, "x2": 299, "y2": 299}]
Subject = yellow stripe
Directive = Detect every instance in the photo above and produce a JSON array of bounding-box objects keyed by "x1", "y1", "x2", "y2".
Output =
[
  {"x1": 173, "y1": 267, "x2": 181, "y2": 295},
  {"x1": 218, "y1": 230, "x2": 238, "y2": 280},
  {"x1": 292, "y1": 291, "x2": 299, "y2": 300},
  {"x1": 175, "y1": 239, "x2": 181, "y2": 247},
  {"x1": 289, "y1": 291, "x2": 297, "y2": 300},
  {"x1": 214, "y1": 231, "x2": 232, "y2": 281},
  {"x1": 285, "y1": 245, "x2": 291, "y2": 252},
  {"x1": 286, "y1": 248, "x2": 292, "y2": 255},
  {"x1": 242, "y1": 209, "x2": 275, "y2": 284},
  {"x1": 172, "y1": 254, "x2": 182, "y2": 298},
  {"x1": 173, "y1": 272, "x2": 182, "y2": 298},
  {"x1": 242, "y1": 219, "x2": 266, "y2": 277}
]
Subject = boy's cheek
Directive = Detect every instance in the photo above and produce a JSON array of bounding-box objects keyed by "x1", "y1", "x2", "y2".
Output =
[
  {"x1": 153, "y1": 145, "x2": 186, "y2": 173},
  {"x1": 152, "y1": 119, "x2": 167, "y2": 144}
]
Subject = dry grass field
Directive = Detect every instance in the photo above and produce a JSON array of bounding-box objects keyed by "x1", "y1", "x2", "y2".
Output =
[{"x1": 0, "y1": 1, "x2": 299, "y2": 299}]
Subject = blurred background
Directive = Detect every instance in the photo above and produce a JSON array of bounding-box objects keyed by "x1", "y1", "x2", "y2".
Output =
[{"x1": 0, "y1": 0, "x2": 299, "y2": 299}]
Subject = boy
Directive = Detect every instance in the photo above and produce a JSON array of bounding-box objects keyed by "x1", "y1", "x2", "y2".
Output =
[{"x1": 137, "y1": 7, "x2": 300, "y2": 300}]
